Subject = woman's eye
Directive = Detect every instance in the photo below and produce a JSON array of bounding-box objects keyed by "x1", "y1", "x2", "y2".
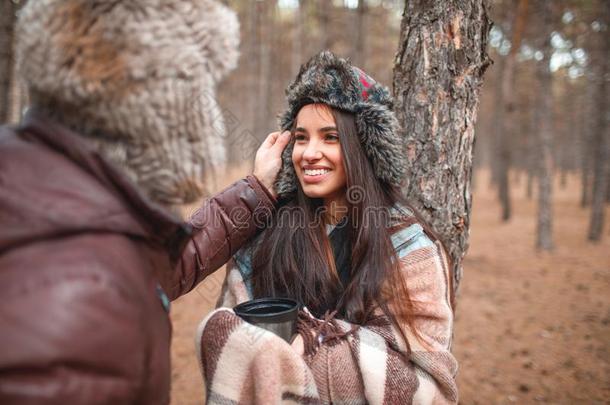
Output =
[
  {"x1": 294, "y1": 134, "x2": 307, "y2": 142},
  {"x1": 325, "y1": 134, "x2": 339, "y2": 142}
]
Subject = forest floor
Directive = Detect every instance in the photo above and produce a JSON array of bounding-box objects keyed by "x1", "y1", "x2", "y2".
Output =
[{"x1": 169, "y1": 170, "x2": 610, "y2": 404}]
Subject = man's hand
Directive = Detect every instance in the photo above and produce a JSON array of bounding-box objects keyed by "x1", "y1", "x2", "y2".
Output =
[{"x1": 253, "y1": 131, "x2": 291, "y2": 198}]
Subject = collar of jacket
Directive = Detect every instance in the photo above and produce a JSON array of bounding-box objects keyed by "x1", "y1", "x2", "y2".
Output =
[{"x1": 17, "y1": 108, "x2": 193, "y2": 264}]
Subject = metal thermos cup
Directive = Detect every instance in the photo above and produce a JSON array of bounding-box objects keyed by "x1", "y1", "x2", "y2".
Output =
[{"x1": 233, "y1": 298, "x2": 299, "y2": 343}]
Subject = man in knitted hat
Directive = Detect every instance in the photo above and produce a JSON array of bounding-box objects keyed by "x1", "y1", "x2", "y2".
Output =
[{"x1": 0, "y1": 0, "x2": 289, "y2": 403}]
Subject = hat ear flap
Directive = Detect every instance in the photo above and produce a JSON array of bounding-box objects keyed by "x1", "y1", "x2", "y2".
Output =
[
  {"x1": 275, "y1": 139, "x2": 298, "y2": 198},
  {"x1": 355, "y1": 103, "x2": 406, "y2": 185}
]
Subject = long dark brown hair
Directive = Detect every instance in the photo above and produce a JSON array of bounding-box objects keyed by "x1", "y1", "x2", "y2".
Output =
[{"x1": 249, "y1": 105, "x2": 431, "y2": 349}]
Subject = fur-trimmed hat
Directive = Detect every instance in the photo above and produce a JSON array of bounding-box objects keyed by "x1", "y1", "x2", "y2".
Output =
[
  {"x1": 275, "y1": 51, "x2": 406, "y2": 198},
  {"x1": 16, "y1": 0, "x2": 239, "y2": 209}
]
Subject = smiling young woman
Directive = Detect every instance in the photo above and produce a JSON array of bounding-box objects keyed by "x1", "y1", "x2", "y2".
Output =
[
  {"x1": 292, "y1": 103, "x2": 347, "y2": 222},
  {"x1": 196, "y1": 51, "x2": 458, "y2": 405}
]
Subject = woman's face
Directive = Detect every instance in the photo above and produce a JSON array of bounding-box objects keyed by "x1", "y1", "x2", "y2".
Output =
[{"x1": 292, "y1": 104, "x2": 346, "y2": 202}]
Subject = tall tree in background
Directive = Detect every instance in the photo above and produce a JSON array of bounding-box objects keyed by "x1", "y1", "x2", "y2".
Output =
[
  {"x1": 393, "y1": 0, "x2": 491, "y2": 301},
  {"x1": 489, "y1": 45, "x2": 506, "y2": 187},
  {"x1": 588, "y1": 1, "x2": 610, "y2": 241},
  {"x1": 353, "y1": 0, "x2": 367, "y2": 67},
  {"x1": 535, "y1": 0, "x2": 555, "y2": 251},
  {"x1": 254, "y1": 0, "x2": 274, "y2": 140},
  {"x1": 580, "y1": 77, "x2": 595, "y2": 207},
  {"x1": 317, "y1": 0, "x2": 332, "y2": 51},
  {"x1": 525, "y1": 105, "x2": 538, "y2": 199},
  {"x1": 496, "y1": 0, "x2": 529, "y2": 221},
  {"x1": 291, "y1": 0, "x2": 304, "y2": 76},
  {"x1": 0, "y1": 0, "x2": 19, "y2": 123}
]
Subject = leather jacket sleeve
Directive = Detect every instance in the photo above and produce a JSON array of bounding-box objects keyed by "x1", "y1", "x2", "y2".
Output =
[{"x1": 168, "y1": 175, "x2": 276, "y2": 300}]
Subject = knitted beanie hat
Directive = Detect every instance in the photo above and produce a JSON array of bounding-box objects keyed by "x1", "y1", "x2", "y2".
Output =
[
  {"x1": 275, "y1": 51, "x2": 406, "y2": 198},
  {"x1": 16, "y1": 0, "x2": 239, "y2": 209}
]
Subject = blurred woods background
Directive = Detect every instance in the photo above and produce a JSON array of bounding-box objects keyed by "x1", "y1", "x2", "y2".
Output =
[
  {"x1": 478, "y1": 0, "x2": 610, "y2": 246},
  {"x1": 1, "y1": 0, "x2": 609, "y2": 403},
  {"x1": 2, "y1": 0, "x2": 608, "y2": 248}
]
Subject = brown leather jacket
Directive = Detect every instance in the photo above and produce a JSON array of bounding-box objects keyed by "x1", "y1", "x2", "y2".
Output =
[{"x1": 0, "y1": 111, "x2": 276, "y2": 404}]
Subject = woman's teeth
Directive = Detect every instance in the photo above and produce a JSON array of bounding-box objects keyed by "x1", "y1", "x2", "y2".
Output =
[{"x1": 304, "y1": 169, "x2": 330, "y2": 176}]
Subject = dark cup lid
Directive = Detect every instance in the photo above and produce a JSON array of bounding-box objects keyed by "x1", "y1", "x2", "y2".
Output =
[{"x1": 234, "y1": 297, "x2": 299, "y2": 323}]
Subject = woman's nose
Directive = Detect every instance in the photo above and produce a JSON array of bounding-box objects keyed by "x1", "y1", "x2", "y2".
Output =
[{"x1": 303, "y1": 141, "x2": 323, "y2": 161}]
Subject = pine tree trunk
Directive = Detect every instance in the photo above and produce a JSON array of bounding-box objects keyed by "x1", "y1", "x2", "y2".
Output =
[
  {"x1": 393, "y1": 0, "x2": 492, "y2": 302},
  {"x1": 497, "y1": 141, "x2": 511, "y2": 219},
  {"x1": 497, "y1": 0, "x2": 529, "y2": 222},
  {"x1": 527, "y1": 171, "x2": 534, "y2": 199},
  {"x1": 535, "y1": 0, "x2": 554, "y2": 251},
  {"x1": 291, "y1": 0, "x2": 304, "y2": 76},
  {"x1": 254, "y1": 0, "x2": 273, "y2": 138},
  {"x1": 588, "y1": 2, "x2": 610, "y2": 241},
  {"x1": 353, "y1": 0, "x2": 366, "y2": 68},
  {"x1": 318, "y1": 0, "x2": 331, "y2": 51},
  {"x1": 246, "y1": 0, "x2": 258, "y2": 141},
  {"x1": 0, "y1": 0, "x2": 18, "y2": 123},
  {"x1": 560, "y1": 170, "x2": 567, "y2": 189},
  {"x1": 490, "y1": 54, "x2": 504, "y2": 186},
  {"x1": 580, "y1": 74, "x2": 596, "y2": 207},
  {"x1": 561, "y1": 82, "x2": 579, "y2": 190},
  {"x1": 525, "y1": 89, "x2": 539, "y2": 200},
  {"x1": 581, "y1": 161, "x2": 591, "y2": 207}
]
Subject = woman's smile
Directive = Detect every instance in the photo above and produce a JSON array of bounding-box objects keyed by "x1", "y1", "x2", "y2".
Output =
[{"x1": 302, "y1": 165, "x2": 332, "y2": 183}]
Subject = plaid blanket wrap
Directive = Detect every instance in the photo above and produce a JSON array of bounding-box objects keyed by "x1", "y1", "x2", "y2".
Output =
[{"x1": 196, "y1": 220, "x2": 458, "y2": 404}]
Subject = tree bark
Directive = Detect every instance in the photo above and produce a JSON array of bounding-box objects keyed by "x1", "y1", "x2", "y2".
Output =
[
  {"x1": 0, "y1": 0, "x2": 18, "y2": 123},
  {"x1": 393, "y1": 0, "x2": 492, "y2": 303},
  {"x1": 588, "y1": 1, "x2": 610, "y2": 241},
  {"x1": 535, "y1": 0, "x2": 554, "y2": 251}
]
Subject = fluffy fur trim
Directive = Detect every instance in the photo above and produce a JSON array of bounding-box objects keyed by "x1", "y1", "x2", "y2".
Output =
[
  {"x1": 276, "y1": 51, "x2": 406, "y2": 198},
  {"x1": 16, "y1": 0, "x2": 240, "y2": 208}
]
